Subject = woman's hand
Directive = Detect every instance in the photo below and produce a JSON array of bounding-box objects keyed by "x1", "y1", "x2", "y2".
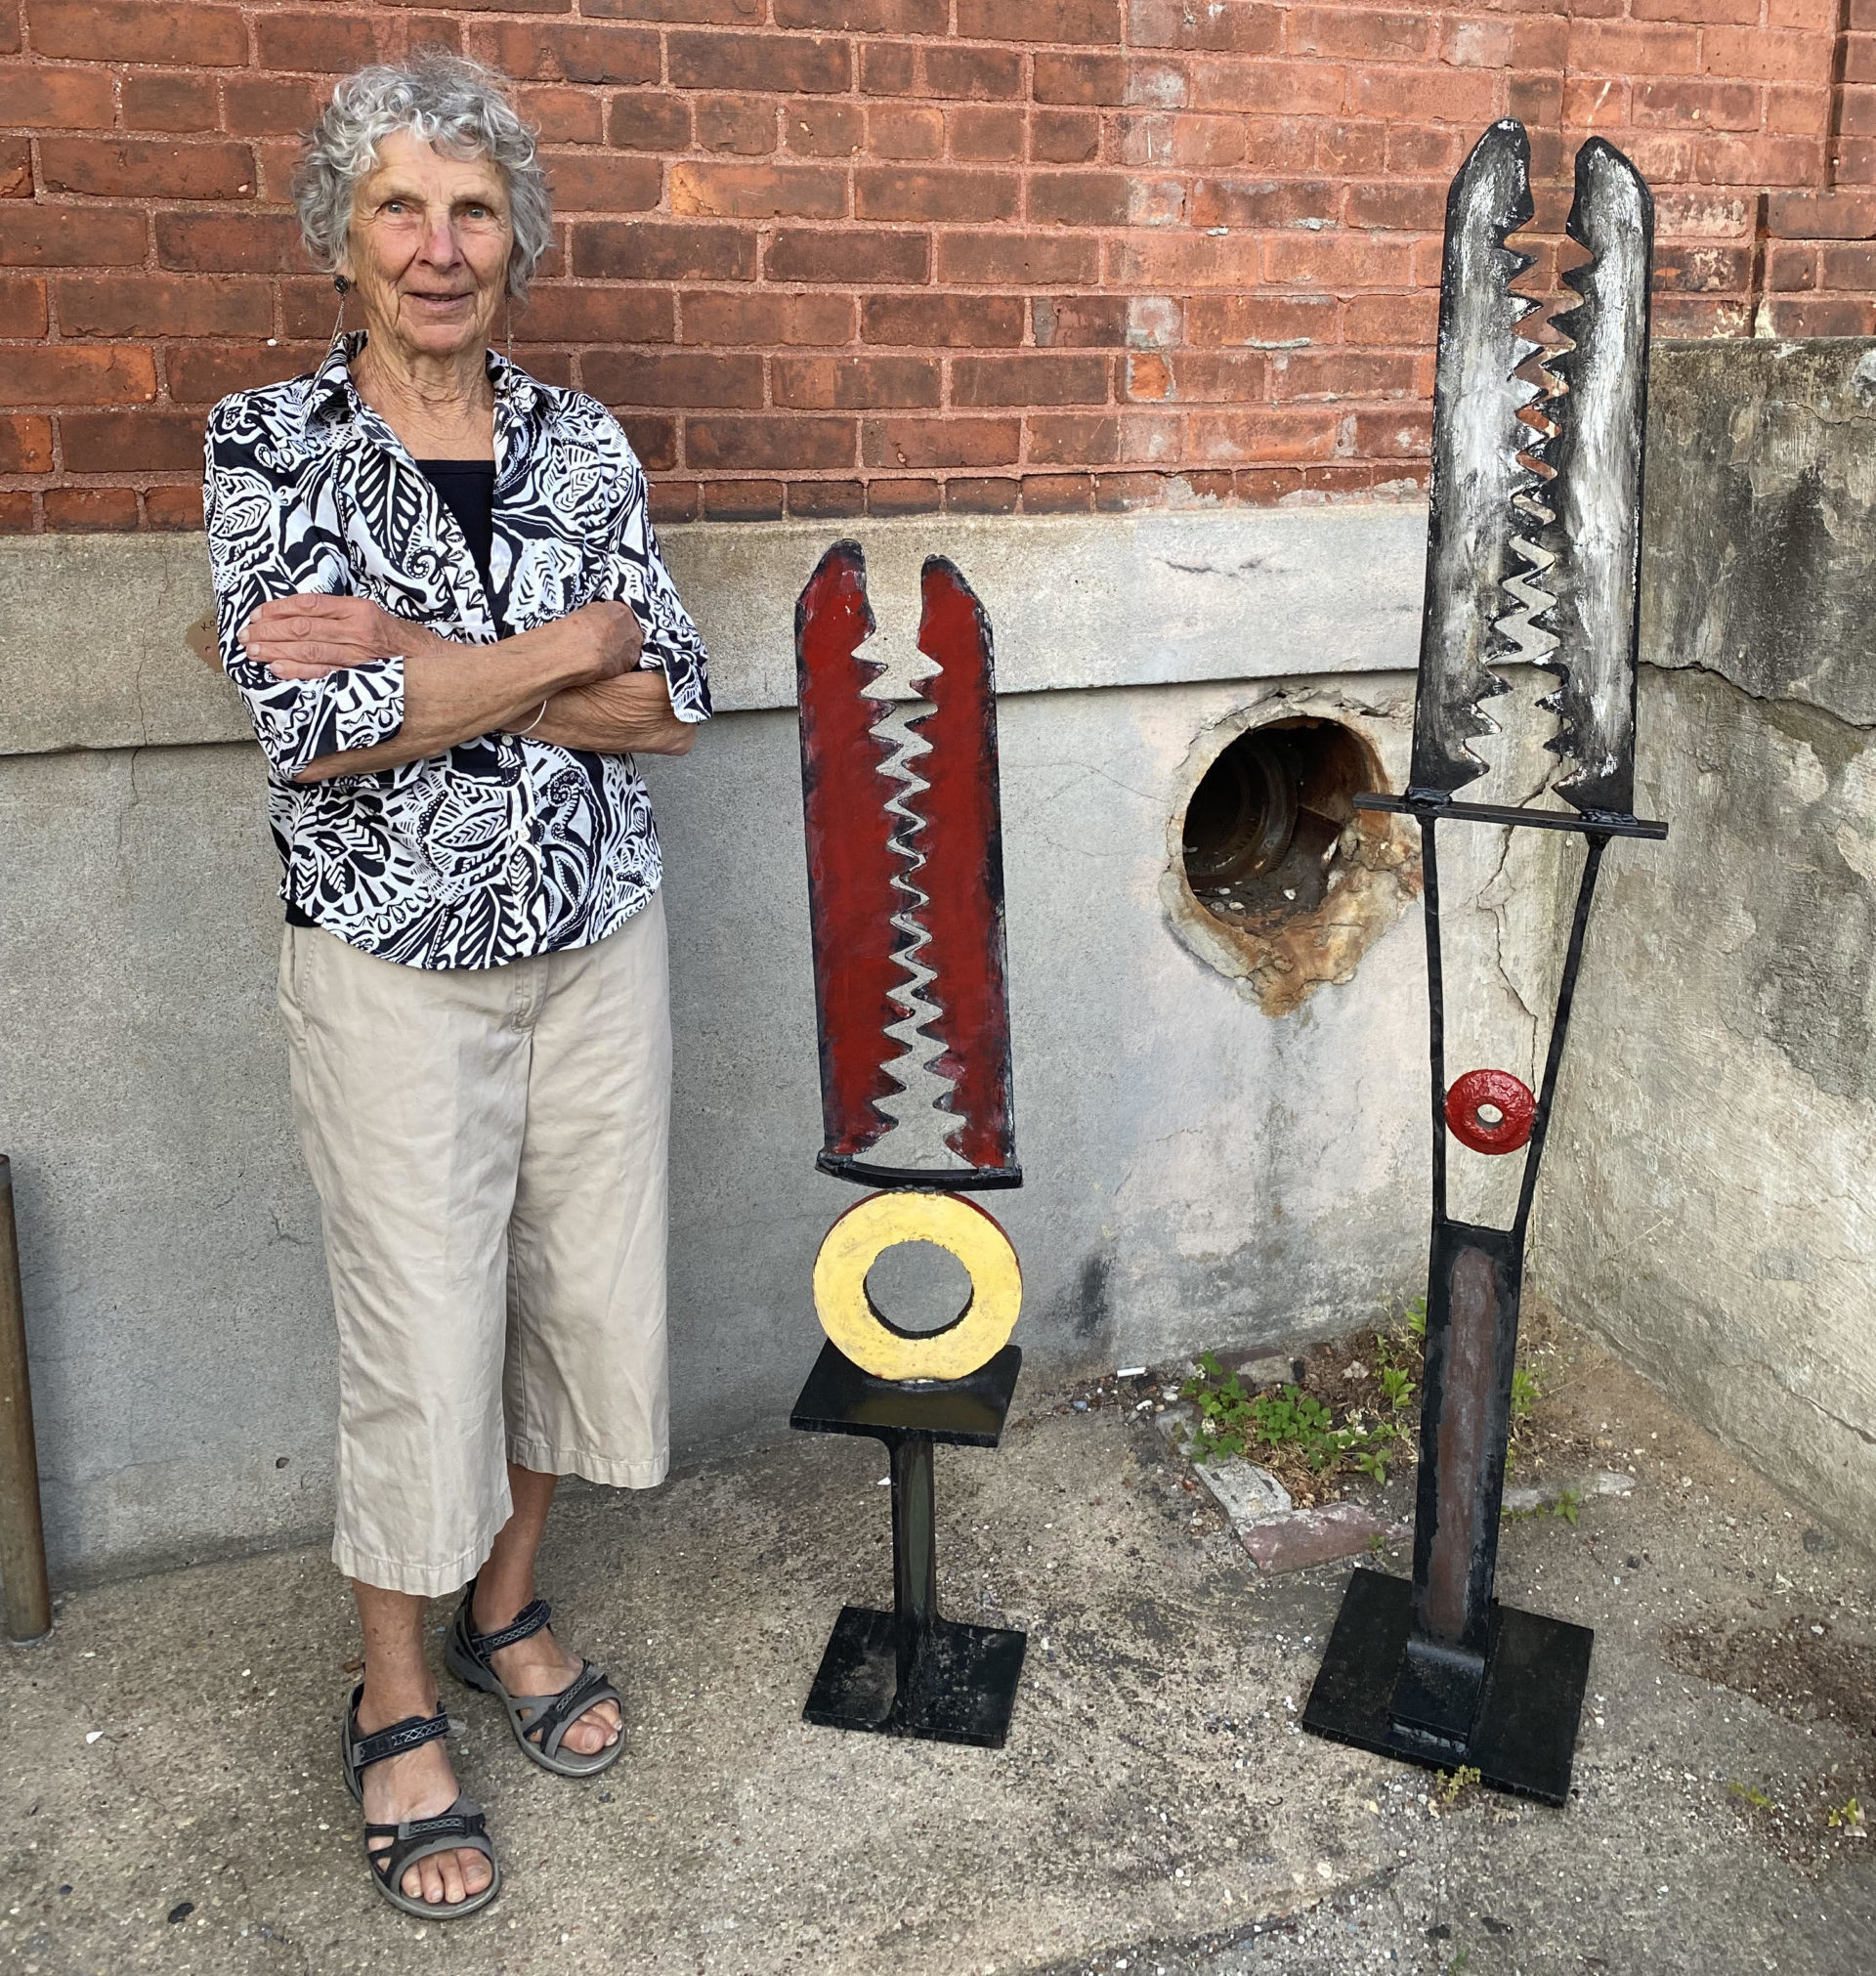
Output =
[
  {"x1": 240, "y1": 596, "x2": 446, "y2": 680},
  {"x1": 566, "y1": 600, "x2": 645, "y2": 684}
]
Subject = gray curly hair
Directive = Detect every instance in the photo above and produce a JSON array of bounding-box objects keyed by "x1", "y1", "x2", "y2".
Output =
[{"x1": 293, "y1": 51, "x2": 552, "y2": 302}]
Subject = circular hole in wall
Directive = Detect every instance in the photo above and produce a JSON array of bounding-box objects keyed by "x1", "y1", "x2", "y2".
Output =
[
  {"x1": 864, "y1": 1238, "x2": 974, "y2": 1337},
  {"x1": 1181, "y1": 718, "x2": 1379, "y2": 933}
]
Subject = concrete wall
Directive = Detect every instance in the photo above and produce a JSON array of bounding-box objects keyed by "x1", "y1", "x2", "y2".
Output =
[
  {"x1": 1539, "y1": 339, "x2": 1876, "y2": 1547},
  {"x1": 2, "y1": 502, "x2": 1473, "y2": 1586},
  {"x1": 9, "y1": 338, "x2": 1876, "y2": 1587}
]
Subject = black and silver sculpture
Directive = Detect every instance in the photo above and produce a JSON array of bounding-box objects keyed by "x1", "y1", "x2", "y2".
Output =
[{"x1": 1300, "y1": 121, "x2": 1668, "y2": 1805}]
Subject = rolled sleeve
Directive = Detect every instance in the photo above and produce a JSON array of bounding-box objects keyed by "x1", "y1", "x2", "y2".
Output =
[
  {"x1": 597, "y1": 435, "x2": 712, "y2": 725},
  {"x1": 203, "y1": 399, "x2": 407, "y2": 779}
]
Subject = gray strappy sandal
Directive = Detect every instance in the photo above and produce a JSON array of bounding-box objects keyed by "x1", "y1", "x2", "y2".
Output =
[
  {"x1": 340, "y1": 1685, "x2": 500, "y2": 1921},
  {"x1": 444, "y1": 1582, "x2": 625, "y2": 1779}
]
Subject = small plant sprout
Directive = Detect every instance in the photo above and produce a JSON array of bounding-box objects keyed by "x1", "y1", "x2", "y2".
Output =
[
  {"x1": 1432, "y1": 1765, "x2": 1481, "y2": 1813},
  {"x1": 1727, "y1": 1781, "x2": 1775, "y2": 1811},
  {"x1": 1552, "y1": 1487, "x2": 1581, "y2": 1527},
  {"x1": 1827, "y1": 1796, "x2": 1864, "y2": 1833}
]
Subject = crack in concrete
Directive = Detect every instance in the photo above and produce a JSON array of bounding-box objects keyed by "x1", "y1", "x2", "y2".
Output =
[{"x1": 1650, "y1": 656, "x2": 1876, "y2": 735}]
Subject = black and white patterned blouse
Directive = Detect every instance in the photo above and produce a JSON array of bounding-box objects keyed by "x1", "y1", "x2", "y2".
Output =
[{"x1": 203, "y1": 332, "x2": 710, "y2": 969}]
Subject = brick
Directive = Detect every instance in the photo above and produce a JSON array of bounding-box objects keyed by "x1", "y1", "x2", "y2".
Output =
[
  {"x1": 156, "y1": 212, "x2": 305, "y2": 274},
  {"x1": 1020, "y1": 472, "x2": 1094, "y2": 512},
  {"x1": 1765, "y1": 241, "x2": 1817, "y2": 290},
  {"x1": 682, "y1": 289, "x2": 855, "y2": 344},
  {"x1": 1032, "y1": 54, "x2": 1127, "y2": 106},
  {"x1": 1631, "y1": 0, "x2": 1758, "y2": 22},
  {"x1": 789, "y1": 102, "x2": 866, "y2": 156},
  {"x1": 1768, "y1": 190, "x2": 1876, "y2": 238},
  {"x1": 584, "y1": 0, "x2": 763, "y2": 19},
  {"x1": 1028, "y1": 170, "x2": 1128, "y2": 226},
  {"x1": 0, "y1": 139, "x2": 25, "y2": 200},
  {"x1": 862, "y1": 292, "x2": 1023, "y2": 345},
  {"x1": 0, "y1": 276, "x2": 48, "y2": 337},
  {"x1": 55, "y1": 273, "x2": 272, "y2": 337},
  {"x1": 869, "y1": 106, "x2": 947, "y2": 160},
  {"x1": 544, "y1": 151, "x2": 663, "y2": 212},
  {"x1": 38, "y1": 139, "x2": 257, "y2": 201},
  {"x1": 651, "y1": 481, "x2": 699, "y2": 523},
  {"x1": 921, "y1": 45, "x2": 1026, "y2": 99},
  {"x1": 1344, "y1": 180, "x2": 1446, "y2": 232},
  {"x1": 1186, "y1": 408, "x2": 1337, "y2": 462},
  {"x1": 518, "y1": 86, "x2": 605, "y2": 146},
  {"x1": 1758, "y1": 295, "x2": 1874, "y2": 335},
  {"x1": 1441, "y1": 15, "x2": 1514, "y2": 66},
  {"x1": 167, "y1": 341, "x2": 322, "y2": 404},
  {"x1": 609, "y1": 94, "x2": 694, "y2": 151},
  {"x1": 258, "y1": 9, "x2": 404, "y2": 70},
  {"x1": 1273, "y1": 349, "x2": 1417, "y2": 401},
  {"x1": 1188, "y1": 59, "x2": 1344, "y2": 117},
  {"x1": 1697, "y1": 134, "x2": 1822, "y2": 184},
  {"x1": 10, "y1": 343, "x2": 156, "y2": 405},
  {"x1": 861, "y1": 41, "x2": 917, "y2": 95},
  {"x1": 1347, "y1": 407, "x2": 1431, "y2": 457},
  {"x1": 861, "y1": 415, "x2": 1020, "y2": 467},
  {"x1": 1769, "y1": 84, "x2": 1830, "y2": 136},
  {"x1": 1634, "y1": 78, "x2": 1761, "y2": 129},
  {"x1": 866, "y1": 476, "x2": 941, "y2": 514},
  {"x1": 703, "y1": 479, "x2": 784, "y2": 519},
  {"x1": 945, "y1": 475, "x2": 1018, "y2": 511},
  {"x1": 1190, "y1": 177, "x2": 1338, "y2": 230},
  {"x1": 1031, "y1": 293, "x2": 1129, "y2": 345},
  {"x1": 475, "y1": 21, "x2": 659, "y2": 83},
  {"x1": 1106, "y1": 231, "x2": 1262, "y2": 286},
  {"x1": 1314, "y1": 119, "x2": 1386, "y2": 174},
  {"x1": 1130, "y1": 0, "x2": 1280, "y2": 53},
  {"x1": 0, "y1": 9, "x2": 15, "y2": 53},
  {"x1": 774, "y1": 355, "x2": 940, "y2": 408},
  {"x1": 575, "y1": 221, "x2": 757, "y2": 281},
  {"x1": 513, "y1": 286, "x2": 674, "y2": 343},
  {"x1": 955, "y1": 0, "x2": 1120, "y2": 42},
  {"x1": 45, "y1": 488, "x2": 140, "y2": 531},
  {"x1": 1346, "y1": 64, "x2": 1499, "y2": 126},
  {"x1": 1238, "y1": 1503, "x2": 1406, "y2": 1573},
  {"x1": 1152, "y1": 351, "x2": 1269, "y2": 401},
  {"x1": 1821, "y1": 241, "x2": 1876, "y2": 284},
  {"x1": 374, "y1": 0, "x2": 566, "y2": 9},
  {"x1": 1032, "y1": 110, "x2": 1101, "y2": 162},
  {"x1": 953, "y1": 353, "x2": 1110, "y2": 406},
  {"x1": 936, "y1": 230, "x2": 1097, "y2": 283},
  {"x1": 669, "y1": 32, "x2": 850, "y2": 94},
  {"x1": 787, "y1": 478, "x2": 865, "y2": 516},
  {"x1": 950, "y1": 107, "x2": 1026, "y2": 161},
  {"x1": 1094, "y1": 471, "x2": 1170, "y2": 510},
  {"x1": 766, "y1": 227, "x2": 929, "y2": 283},
  {"x1": 1, "y1": 206, "x2": 146, "y2": 267},
  {"x1": 4, "y1": 67, "x2": 117, "y2": 129},
  {"x1": 774, "y1": 0, "x2": 946, "y2": 25},
  {"x1": 584, "y1": 351, "x2": 764, "y2": 407},
  {"x1": 1570, "y1": 21, "x2": 1700, "y2": 71},
  {"x1": 28, "y1": 0, "x2": 247, "y2": 64},
  {"x1": 618, "y1": 414, "x2": 675, "y2": 471},
  {"x1": 1654, "y1": 191, "x2": 1753, "y2": 238},
  {"x1": 1843, "y1": 31, "x2": 1876, "y2": 83},
  {"x1": 1027, "y1": 411, "x2": 1118, "y2": 462},
  {"x1": 1264, "y1": 232, "x2": 1414, "y2": 287},
  {"x1": 145, "y1": 485, "x2": 206, "y2": 531},
  {"x1": 0, "y1": 415, "x2": 53, "y2": 474},
  {"x1": 122, "y1": 72, "x2": 221, "y2": 133},
  {"x1": 60, "y1": 408, "x2": 203, "y2": 472},
  {"x1": 856, "y1": 167, "x2": 1019, "y2": 222},
  {"x1": 671, "y1": 162, "x2": 847, "y2": 219},
  {"x1": 0, "y1": 493, "x2": 36, "y2": 533},
  {"x1": 687, "y1": 414, "x2": 855, "y2": 470},
  {"x1": 224, "y1": 78, "x2": 325, "y2": 139},
  {"x1": 1288, "y1": 6, "x2": 1431, "y2": 60}
]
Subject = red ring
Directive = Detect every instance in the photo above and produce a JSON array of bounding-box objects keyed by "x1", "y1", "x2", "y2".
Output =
[{"x1": 1445, "y1": 1068, "x2": 1536, "y2": 1155}]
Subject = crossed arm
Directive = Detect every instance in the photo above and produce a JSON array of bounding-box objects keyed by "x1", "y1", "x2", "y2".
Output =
[{"x1": 237, "y1": 595, "x2": 697, "y2": 785}]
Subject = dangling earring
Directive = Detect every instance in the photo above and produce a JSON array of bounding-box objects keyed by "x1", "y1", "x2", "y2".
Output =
[{"x1": 328, "y1": 274, "x2": 351, "y2": 352}]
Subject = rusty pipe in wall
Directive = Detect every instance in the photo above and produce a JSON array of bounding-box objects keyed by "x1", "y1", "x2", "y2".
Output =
[{"x1": 0, "y1": 1156, "x2": 51, "y2": 1645}]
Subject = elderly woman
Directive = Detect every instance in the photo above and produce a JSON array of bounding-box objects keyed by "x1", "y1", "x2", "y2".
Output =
[{"x1": 202, "y1": 53, "x2": 707, "y2": 1919}]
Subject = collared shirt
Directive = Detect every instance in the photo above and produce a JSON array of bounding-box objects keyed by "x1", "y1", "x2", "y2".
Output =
[{"x1": 203, "y1": 332, "x2": 710, "y2": 969}]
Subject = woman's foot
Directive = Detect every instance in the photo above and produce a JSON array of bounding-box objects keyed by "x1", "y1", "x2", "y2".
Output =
[
  {"x1": 353, "y1": 1690, "x2": 496, "y2": 1907},
  {"x1": 469, "y1": 1588, "x2": 621, "y2": 1757}
]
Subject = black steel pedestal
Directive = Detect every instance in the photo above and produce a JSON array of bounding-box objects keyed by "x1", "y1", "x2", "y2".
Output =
[
  {"x1": 790, "y1": 1339, "x2": 1026, "y2": 1748},
  {"x1": 1301, "y1": 1569, "x2": 1592, "y2": 1806}
]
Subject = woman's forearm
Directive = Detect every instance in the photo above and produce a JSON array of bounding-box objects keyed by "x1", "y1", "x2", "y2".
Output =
[
  {"x1": 293, "y1": 612, "x2": 618, "y2": 783},
  {"x1": 530, "y1": 671, "x2": 697, "y2": 756}
]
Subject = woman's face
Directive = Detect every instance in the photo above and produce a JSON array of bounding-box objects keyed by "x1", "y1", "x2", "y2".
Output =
[{"x1": 342, "y1": 129, "x2": 512, "y2": 366}]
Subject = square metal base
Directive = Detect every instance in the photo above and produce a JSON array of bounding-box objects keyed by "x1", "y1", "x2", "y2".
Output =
[
  {"x1": 803, "y1": 1605, "x2": 1028, "y2": 1749},
  {"x1": 1300, "y1": 1568, "x2": 1594, "y2": 1807}
]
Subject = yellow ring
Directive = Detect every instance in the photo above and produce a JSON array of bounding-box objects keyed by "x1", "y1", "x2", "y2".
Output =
[{"x1": 812, "y1": 1191, "x2": 1022, "y2": 1382}]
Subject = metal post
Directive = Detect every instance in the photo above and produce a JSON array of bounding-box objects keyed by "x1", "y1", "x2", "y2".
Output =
[
  {"x1": 0, "y1": 1156, "x2": 51, "y2": 1645},
  {"x1": 888, "y1": 1431, "x2": 938, "y2": 1699}
]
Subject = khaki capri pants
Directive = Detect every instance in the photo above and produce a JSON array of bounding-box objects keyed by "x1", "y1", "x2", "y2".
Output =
[{"x1": 277, "y1": 895, "x2": 671, "y2": 1597}]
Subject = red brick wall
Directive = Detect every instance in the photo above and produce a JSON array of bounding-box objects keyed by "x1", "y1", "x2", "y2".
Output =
[{"x1": 0, "y1": 0, "x2": 1869, "y2": 532}]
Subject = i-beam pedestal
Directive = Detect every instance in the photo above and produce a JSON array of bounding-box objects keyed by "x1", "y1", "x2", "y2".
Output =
[{"x1": 791, "y1": 1339, "x2": 1026, "y2": 1748}]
